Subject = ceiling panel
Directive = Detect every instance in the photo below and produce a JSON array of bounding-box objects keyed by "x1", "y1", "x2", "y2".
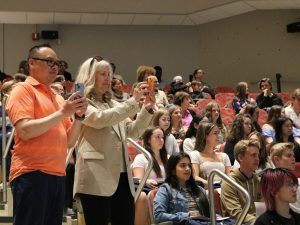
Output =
[
  {"x1": 0, "y1": 11, "x2": 26, "y2": 24},
  {"x1": 106, "y1": 14, "x2": 135, "y2": 25},
  {"x1": 0, "y1": 0, "x2": 300, "y2": 25},
  {"x1": 131, "y1": 14, "x2": 161, "y2": 25},
  {"x1": 158, "y1": 15, "x2": 187, "y2": 25},
  {"x1": 220, "y1": 1, "x2": 255, "y2": 15},
  {"x1": 27, "y1": 12, "x2": 54, "y2": 24},
  {"x1": 80, "y1": 13, "x2": 108, "y2": 25},
  {"x1": 54, "y1": 13, "x2": 81, "y2": 24}
]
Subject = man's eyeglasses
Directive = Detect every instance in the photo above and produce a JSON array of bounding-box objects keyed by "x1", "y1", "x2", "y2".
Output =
[
  {"x1": 88, "y1": 55, "x2": 103, "y2": 75},
  {"x1": 31, "y1": 58, "x2": 59, "y2": 67}
]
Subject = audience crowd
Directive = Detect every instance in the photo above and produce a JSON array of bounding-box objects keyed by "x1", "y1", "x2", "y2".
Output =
[{"x1": 1, "y1": 44, "x2": 300, "y2": 225}]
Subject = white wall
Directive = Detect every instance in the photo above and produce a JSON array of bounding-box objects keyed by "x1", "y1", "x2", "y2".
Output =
[
  {"x1": 197, "y1": 9, "x2": 300, "y2": 92},
  {"x1": 1, "y1": 9, "x2": 300, "y2": 92},
  {"x1": 0, "y1": 24, "x2": 199, "y2": 84}
]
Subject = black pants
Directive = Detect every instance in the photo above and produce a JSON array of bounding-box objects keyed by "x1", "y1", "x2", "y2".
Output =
[
  {"x1": 11, "y1": 171, "x2": 65, "y2": 225},
  {"x1": 78, "y1": 173, "x2": 134, "y2": 225}
]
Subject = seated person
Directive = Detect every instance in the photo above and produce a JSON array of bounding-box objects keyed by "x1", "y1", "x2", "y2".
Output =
[
  {"x1": 192, "y1": 68, "x2": 215, "y2": 99},
  {"x1": 132, "y1": 126, "x2": 168, "y2": 187},
  {"x1": 153, "y1": 152, "x2": 211, "y2": 224},
  {"x1": 154, "y1": 152, "x2": 234, "y2": 225},
  {"x1": 285, "y1": 88, "x2": 300, "y2": 142},
  {"x1": 272, "y1": 117, "x2": 300, "y2": 162},
  {"x1": 168, "y1": 75, "x2": 190, "y2": 95},
  {"x1": 256, "y1": 78, "x2": 283, "y2": 111},
  {"x1": 232, "y1": 81, "x2": 256, "y2": 114},
  {"x1": 182, "y1": 115, "x2": 208, "y2": 153},
  {"x1": 189, "y1": 81, "x2": 205, "y2": 102},
  {"x1": 221, "y1": 140, "x2": 262, "y2": 224},
  {"x1": 132, "y1": 127, "x2": 168, "y2": 225},
  {"x1": 190, "y1": 123, "x2": 231, "y2": 189},
  {"x1": 254, "y1": 168, "x2": 300, "y2": 225},
  {"x1": 270, "y1": 142, "x2": 300, "y2": 214}
]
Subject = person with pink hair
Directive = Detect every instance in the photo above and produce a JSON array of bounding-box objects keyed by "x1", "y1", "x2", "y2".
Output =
[{"x1": 254, "y1": 168, "x2": 300, "y2": 225}]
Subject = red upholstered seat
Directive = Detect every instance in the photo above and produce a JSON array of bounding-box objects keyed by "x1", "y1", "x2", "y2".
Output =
[
  {"x1": 277, "y1": 92, "x2": 293, "y2": 105},
  {"x1": 123, "y1": 84, "x2": 132, "y2": 93},
  {"x1": 214, "y1": 86, "x2": 235, "y2": 93},
  {"x1": 258, "y1": 109, "x2": 268, "y2": 127},
  {"x1": 219, "y1": 107, "x2": 235, "y2": 130},
  {"x1": 294, "y1": 162, "x2": 300, "y2": 178},
  {"x1": 215, "y1": 93, "x2": 234, "y2": 108}
]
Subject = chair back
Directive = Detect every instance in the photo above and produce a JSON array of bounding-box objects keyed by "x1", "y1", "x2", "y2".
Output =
[
  {"x1": 148, "y1": 189, "x2": 159, "y2": 224},
  {"x1": 214, "y1": 86, "x2": 235, "y2": 93},
  {"x1": 215, "y1": 93, "x2": 234, "y2": 108}
]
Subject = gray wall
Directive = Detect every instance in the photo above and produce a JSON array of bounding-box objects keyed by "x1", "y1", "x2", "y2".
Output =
[
  {"x1": 0, "y1": 25, "x2": 199, "y2": 85},
  {"x1": 197, "y1": 9, "x2": 300, "y2": 92},
  {"x1": 0, "y1": 9, "x2": 300, "y2": 91}
]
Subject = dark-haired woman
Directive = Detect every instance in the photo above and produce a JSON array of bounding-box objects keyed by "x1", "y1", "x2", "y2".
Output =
[
  {"x1": 272, "y1": 117, "x2": 300, "y2": 162},
  {"x1": 224, "y1": 114, "x2": 253, "y2": 165},
  {"x1": 154, "y1": 152, "x2": 234, "y2": 225},
  {"x1": 111, "y1": 78, "x2": 130, "y2": 102},
  {"x1": 254, "y1": 168, "x2": 300, "y2": 225},
  {"x1": 243, "y1": 104, "x2": 262, "y2": 133},
  {"x1": 182, "y1": 115, "x2": 208, "y2": 153},
  {"x1": 132, "y1": 126, "x2": 168, "y2": 225},
  {"x1": 132, "y1": 126, "x2": 168, "y2": 187},
  {"x1": 153, "y1": 152, "x2": 210, "y2": 224}
]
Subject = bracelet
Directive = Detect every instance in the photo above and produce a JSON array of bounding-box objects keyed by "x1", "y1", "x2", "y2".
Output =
[
  {"x1": 74, "y1": 113, "x2": 85, "y2": 121},
  {"x1": 146, "y1": 107, "x2": 154, "y2": 114}
]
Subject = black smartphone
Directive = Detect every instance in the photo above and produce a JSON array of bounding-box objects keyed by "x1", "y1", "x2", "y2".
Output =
[{"x1": 74, "y1": 83, "x2": 84, "y2": 96}]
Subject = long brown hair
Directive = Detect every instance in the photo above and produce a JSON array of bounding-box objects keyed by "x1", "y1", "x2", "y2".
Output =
[
  {"x1": 142, "y1": 127, "x2": 168, "y2": 178},
  {"x1": 194, "y1": 123, "x2": 215, "y2": 152}
]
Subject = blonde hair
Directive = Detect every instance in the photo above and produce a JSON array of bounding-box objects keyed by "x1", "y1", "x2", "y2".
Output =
[
  {"x1": 234, "y1": 139, "x2": 259, "y2": 162},
  {"x1": 76, "y1": 58, "x2": 113, "y2": 102},
  {"x1": 270, "y1": 142, "x2": 295, "y2": 163}
]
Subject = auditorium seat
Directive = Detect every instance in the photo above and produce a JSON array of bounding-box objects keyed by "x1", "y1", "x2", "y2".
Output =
[
  {"x1": 258, "y1": 109, "x2": 268, "y2": 127},
  {"x1": 215, "y1": 93, "x2": 234, "y2": 108},
  {"x1": 294, "y1": 162, "x2": 300, "y2": 178},
  {"x1": 219, "y1": 107, "x2": 235, "y2": 130},
  {"x1": 123, "y1": 84, "x2": 132, "y2": 93},
  {"x1": 214, "y1": 86, "x2": 234, "y2": 93},
  {"x1": 249, "y1": 92, "x2": 259, "y2": 100},
  {"x1": 277, "y1": 92, "x2": 293, "y2": 105},
  {"x1": 196, "y1": 99, "x2": 214, "y2": 114}
]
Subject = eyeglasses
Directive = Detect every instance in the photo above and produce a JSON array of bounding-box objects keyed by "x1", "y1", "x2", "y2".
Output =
[
  {"x1": 88, "y1": 55, "x2": 103, "y2": 75},
  {"x1": 287, "y1": 181, "x2": 299, "y2": 189},
  {"x1": 31, "y1": 58, "x2": 59, "y2": 67}
]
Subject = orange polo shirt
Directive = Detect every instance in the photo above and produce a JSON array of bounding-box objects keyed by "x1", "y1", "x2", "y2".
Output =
[{"x1": 5, "y1": 76, "x2": 71, "y2": 182}]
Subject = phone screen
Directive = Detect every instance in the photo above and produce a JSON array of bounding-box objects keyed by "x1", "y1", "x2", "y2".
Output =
[{"x1": 75, "y1": 83, "x2": 84, "y2": 96}]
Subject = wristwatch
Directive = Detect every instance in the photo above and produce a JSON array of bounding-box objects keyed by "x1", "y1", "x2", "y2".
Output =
[{"x1": 74, "y1": 113, "x2": 85, "y2": 121}]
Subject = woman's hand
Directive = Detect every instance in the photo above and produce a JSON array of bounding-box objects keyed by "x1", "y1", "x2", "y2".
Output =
[
  {"x1": 146, "y1": 179, "x2": 158, "y2": 188},
  {"x1": 132, "y1": 82, "x2": 148, "y2": 102}
]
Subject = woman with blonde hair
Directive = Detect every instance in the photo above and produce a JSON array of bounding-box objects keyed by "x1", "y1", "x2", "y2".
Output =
[{"x1": 73, "y1": 56, "x2": 155, "y2": 225}]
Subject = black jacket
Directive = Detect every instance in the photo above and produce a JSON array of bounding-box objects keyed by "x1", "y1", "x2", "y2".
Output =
[
  {"x1": 256, "y1": 92, "x2": 283, "y2": 110},
  {"x1": 254, "y1": 210, "x2": 300, "y2": 225}
]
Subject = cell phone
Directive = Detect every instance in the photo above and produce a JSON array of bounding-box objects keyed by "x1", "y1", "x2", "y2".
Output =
[
  {"x1": 74, "y1": 83, "x2": 84, "y2": 96},
  {"x1": 147, "y1": 76, "x2": 156, "y2": 91}
]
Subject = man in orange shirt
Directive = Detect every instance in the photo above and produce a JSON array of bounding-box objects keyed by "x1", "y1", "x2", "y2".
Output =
[{"x1": 5, "y1": 44, "x2": 87, "y2": 225}]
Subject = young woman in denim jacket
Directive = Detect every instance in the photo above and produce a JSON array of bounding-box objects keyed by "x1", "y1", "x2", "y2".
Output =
[
  {"x1": 153, "y1": 152, "x2": 210, "y2": 224},
  {"x1": 153, "y1": 152, "x2": 235, "y2": 225}
]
